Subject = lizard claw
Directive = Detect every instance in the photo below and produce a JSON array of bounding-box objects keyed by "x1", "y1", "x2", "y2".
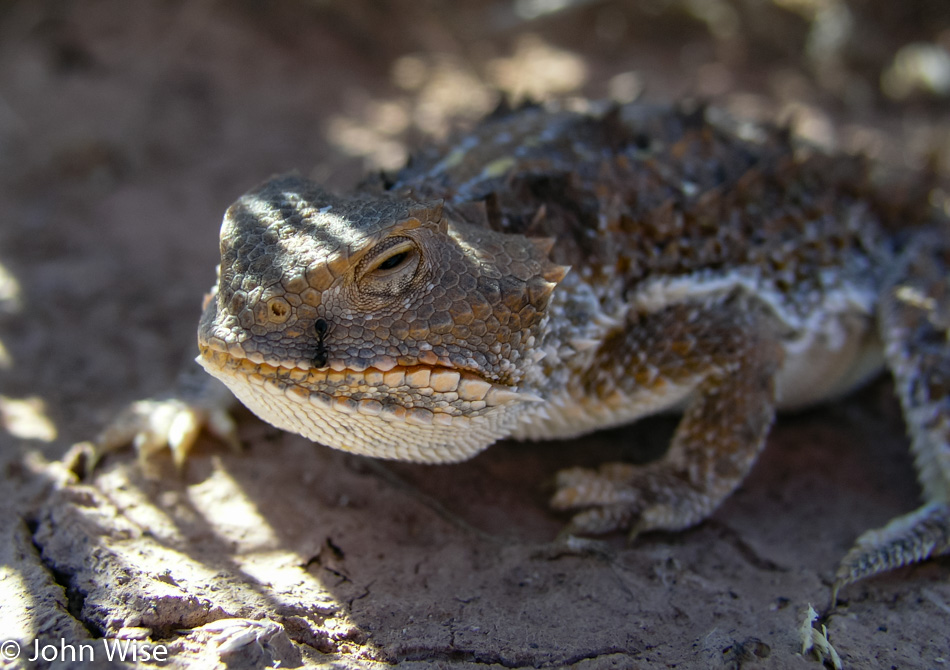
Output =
[
  {"x1": 133, "y1": 398, "x2": 240, "y2": 468},
  {"x1": 551, "y1": 461, "x2": 715, "y2": 539},
  {"x1": 71, "y1": 374, "x2": 238, "y2": 475},
  {"x1": 132, "y1": 399, "x2": 203, "y2": 465},
  {"x1": 558, "y1": 505, "x2": 640, "y2": 537},
  {"x1": 551, "y1": 464, "x2": 645, "y2": 535}
]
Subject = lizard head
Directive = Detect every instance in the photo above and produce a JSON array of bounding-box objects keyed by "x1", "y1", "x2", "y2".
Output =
[{"x1": 197, "y1": 175, "x2": 568, "y2": 462}]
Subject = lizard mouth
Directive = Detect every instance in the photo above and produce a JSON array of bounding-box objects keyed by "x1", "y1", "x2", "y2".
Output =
[
  {"x1": 197, "y1": 341, "x2": 531, "y2": 425},
  {"x1": 196, "y1": 342, "x2": 538, "y2": 462}
]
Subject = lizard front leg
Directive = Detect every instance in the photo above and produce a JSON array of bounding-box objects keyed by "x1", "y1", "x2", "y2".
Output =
[
  {"x1": 72, "y1": 361, "x2": 239, "y2": 473},
  {"x1": 552, "y1": 299, "x2": 783, "y2": 538},
  {"x1": 833, "y1": 234, "x2": 950, "y2": 600}
]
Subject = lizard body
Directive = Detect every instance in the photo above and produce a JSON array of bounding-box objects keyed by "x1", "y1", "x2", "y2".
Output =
[{"x1": 110, "y1": 101, "x2": 950, "y2": 596}]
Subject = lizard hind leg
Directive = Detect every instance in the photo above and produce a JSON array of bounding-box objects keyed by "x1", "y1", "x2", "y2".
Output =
[
  {"x1": 551, "y1": 302, "x2": 783, "y2": 539},
  {"x1": 834, "y1": 233, "x2": 950, "y2": 600}
]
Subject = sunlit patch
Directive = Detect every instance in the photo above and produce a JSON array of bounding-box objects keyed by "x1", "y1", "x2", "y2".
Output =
[
  {"x1": 327, "y1": 58, "x2": 492, "y2": 168},
  {"x1": 188, "y1": 468, "x2": 281, "y2": 550},
  {"x1": 682, "y1": 0, "x2": 739, "y2": 40},
  {"x1": 486, "y1": 34, "x2": 587, "y2": 100},
  {"x1": 0, "y1": 395, "x2": 57, "y2": 442},
  {"x1": 326, "y1": 111, "x2": 409, "y2": 171},
  {"x1": 396, "y1": 54, "x2": 494, "y2": 136},
  {"x1": 0, "y1": 261, "x2": 21, "y2": 315},
  {"x1": 882, "y1": 42, "x2": 950, "y2": 100},
  {"x1": 608, "y1": 72, "x2": 644, "y2": 104},
  {"x1": 513, "y1": 0, "x2": 573, "y2": 20},
  {"x1": 930, "y1": 188, "x2": 950, "y2": 218},
  {"x1": 895, "y1": 285, "x2": 936, "y2": 312},
  {"x1": 325, "y1": 34, "x2": 589, "y2": 172},
  {"x1": 281, "y1": 190, "x2": 370, "y2": 248},
  {"x1": 0, "y1": 565, "x2": 33, "y2": 644},
  {"x1": 91, "y1": 453, "x2": 380, "y2": 656}
]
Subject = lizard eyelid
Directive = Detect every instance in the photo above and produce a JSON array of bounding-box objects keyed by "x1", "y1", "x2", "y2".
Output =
[
  {"x1": 356, "y1": 238, "x2": 423, "y2": 297},
  {"x1": 362, "y1": 240, "x2": 419, "y2": 278}
]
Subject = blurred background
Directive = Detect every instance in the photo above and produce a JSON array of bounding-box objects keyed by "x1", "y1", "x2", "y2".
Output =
[{"x1": 2, "y1": 0, "x2": 950, "y2": 185}]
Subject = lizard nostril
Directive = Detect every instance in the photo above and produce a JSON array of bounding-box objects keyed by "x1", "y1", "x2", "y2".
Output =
[{"x1": 266, "y1": 297, "x2": 291, "y2": 323}]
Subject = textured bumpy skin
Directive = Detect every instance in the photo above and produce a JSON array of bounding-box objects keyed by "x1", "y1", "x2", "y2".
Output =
[
  {"x1": 119, "y1": 101, "x2": 950, "y2": 597},
  {"x1": 198, "y1": 178, "x2": 565, "y2": 461}
]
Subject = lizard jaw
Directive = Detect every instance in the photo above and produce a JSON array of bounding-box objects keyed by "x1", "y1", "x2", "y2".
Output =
[{"x1": 196, "y1": 346, "x2": 539, "y2": 463}]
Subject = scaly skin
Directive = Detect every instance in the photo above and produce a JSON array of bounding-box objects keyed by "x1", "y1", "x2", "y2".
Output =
[
  {"x1": 197, "y1": 179, "x2": 565, "y2": 462},
  {"x1": 101, "y1": 101, "x2": 950, "y2": 599}
]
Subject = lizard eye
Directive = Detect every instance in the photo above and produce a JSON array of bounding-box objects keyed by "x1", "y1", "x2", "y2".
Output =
[
  {"x1": 377, "y1": 250, "x2": 410, "y2": 271},
  {"x1": 358, "y1": 238, "x2": 421, "y2": 295}
]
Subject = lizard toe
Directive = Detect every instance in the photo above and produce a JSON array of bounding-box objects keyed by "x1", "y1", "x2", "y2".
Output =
[
  {"x1": 551, "y1": 463, "x2": 642, "y2": 510},
  {"x1": 562, "y1": 504, "x2": 639, "y2": 536}
]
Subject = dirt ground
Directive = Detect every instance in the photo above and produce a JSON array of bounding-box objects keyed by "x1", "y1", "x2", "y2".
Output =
[{"x1": 1, "y1": 1, "x2": 950, "y2": 668}]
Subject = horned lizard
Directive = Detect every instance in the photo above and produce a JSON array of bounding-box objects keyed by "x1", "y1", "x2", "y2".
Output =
[{"x1": 89, "y1": 100, "x2": 950, "y2": 599}]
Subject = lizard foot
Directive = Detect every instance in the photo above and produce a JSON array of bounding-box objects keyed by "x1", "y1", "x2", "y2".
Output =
[
  {"x1": 551, "y1": 463, "x2": 641, "y2": 536},
  {"x1": 71, "y1": 371, "x2": 239, "y2": 475},
  {"x1": 551, "y1": 462, "x2": 712, "y2": 540},
  {"x1": 831, "y1": 501, "x2": 950, "y2": 604}
]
